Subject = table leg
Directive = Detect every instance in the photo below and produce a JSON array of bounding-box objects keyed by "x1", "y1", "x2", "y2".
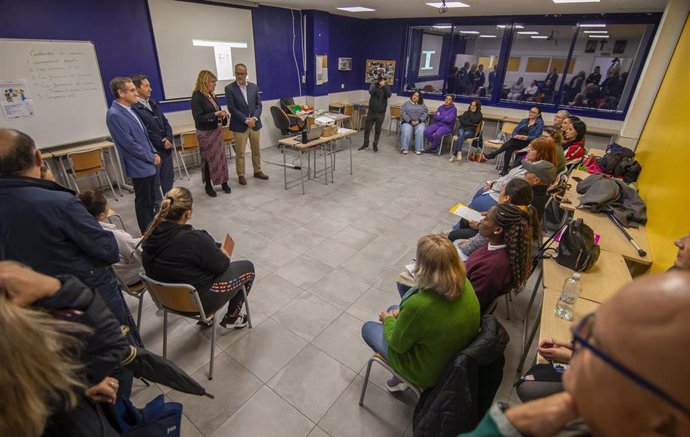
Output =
[
  {"x1": 299, "y1": 149, "x2": 305, "y2": 195},
  {"x1": 518, "y1": 292, "x2": 543, "y2": 374},
  {"x1": 106, "y1": 148, "x2": 125, "y2": 197},
  {"x1": 282, "y1": 145, "x2": 288, "y2": 190},
  {"x1": 323, "y1": 144, "x2": 328, "y2": 185},
  {"x1": 349, "y1": 136, "x2": 353, "y2": 175}
]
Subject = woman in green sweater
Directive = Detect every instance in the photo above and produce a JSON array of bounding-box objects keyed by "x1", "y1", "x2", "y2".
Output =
[{"x1": 361, "y1": 234, "x2": 481, "y2": 391}]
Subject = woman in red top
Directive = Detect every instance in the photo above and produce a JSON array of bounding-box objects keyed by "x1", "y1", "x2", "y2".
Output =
[
  {"x1": 563, "y1": 119, "x2": 587, "y2": 161},
  {"x1": 464, "y1": 204, "x2": 535, "y2": 313}
]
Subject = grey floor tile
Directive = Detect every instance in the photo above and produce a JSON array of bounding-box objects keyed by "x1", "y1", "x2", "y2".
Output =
[
  {"x1": 268, "y1": 345, "x2": 357, "y2": 422},
  {"x1": 306, "y1": 238, "x2": 358, "y2": 269},
  {"x1": 277, "y1": 227, "x2": 328, "y2": 254},
  {"x1": 330, "y1": 226, "x2": 378, "y2": 251},
  {"x1": 275, "y1": 255, "x2": 334, "y2": 290},
  {"x1": 167, "y1": 352, "x2": 263, "y2": 436},
  {"x1": 250, "y1": 240, "x2": 302, "y2": 271},
  {"x1": 339, "y1": 252, "x2": 393, "y2": 285},
  {"x1": 308, "y1": 269, "x2": 370, "y2": 311},
  {"x1": 198, "y1": 307, "x2": 269, "y2": 351},
  {"x1": 356, "y1": 362, "x2": 419, "y2": 409},
  {"x1": 226, "y1": 318, "x2": 308, "y2": 382},
  {"x1": 272, "y1": 292, "x2": 343, "y2": 342},
  {"x1": 318, "y1": 376, "x2": 413, "y2": 437},
  {"x1": 210, "y1": 386, "x2": 314, "y2": 437},
  {"x1": 346, "y1": 287, "x2": 400, "y2": 322},
  {"x1": 138, "y1": 304, "x2": 191, "y2": 350},
  {"x1": 312, "y1": 312, "x2": 376, "y2": 372},
  {"x1": 360, "y1": 235, "x2": 412, "y2": 267},
  {"x1": 307, "y1": 426, "x2": 332, "y2": 437},
  {"x1": 148, "y1": 321, "x2": 223, "y2": 379},
  {"x1": 181, "y1": 413, "x2": 204, "y2": 437},
  {"x1": 251, "y1": 273, "x2": 306, "y2": 316}
]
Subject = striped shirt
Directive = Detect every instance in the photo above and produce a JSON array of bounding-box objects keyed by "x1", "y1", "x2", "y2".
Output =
[{"x1": 401, "y1": 101, "x2": 429, "y2": 123}]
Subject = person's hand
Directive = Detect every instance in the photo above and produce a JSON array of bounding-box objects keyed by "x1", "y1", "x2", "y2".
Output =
[
  {"x1": 154, "y1": 154, "x2": 161, "y2": 166},
  {"x1": 0, "y1": 261, "x2": 61, "y2": 306},
  {"x1": 456, "y1": 239, "x2": 469, "y2": 246},
  {"x1": 85, "y1": 377, "x2": 119, "y2": 404},
  {"x1": 504, "y1": 392, "x2": 578, "y2": 437},
  {"x1": 538, "y1": 338, "x2": 573, "y2": 363},
  {"x1": 246, "y1": 118, "x2": 256, "y2": 128},
  {"x1": 390, "y1": 309, "x2": 400, "y2": 318},
  {"x1": 378, "y1": 79, "x2": 386, "y2": 87},
  {"x1": 215, "y1": 110, "x2": 226, "y2": 119},
  {"x1": 483, "y1": 183, "x2": 492, "y2": 191},
  {"x1": 468, "y1": 220, "x2": 480, "y2": 230},
  {"x1": 162, "y1": 138, "x2": 173, "y2": 150},
  {"x1": 411, "y1": 120, "x2": 418, "y2": 126},
  {"x1": 379, "y1": 309, "x2": 393, "y2": 322}
]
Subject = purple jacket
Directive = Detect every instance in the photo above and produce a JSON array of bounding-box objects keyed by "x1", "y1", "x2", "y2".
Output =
[{"x1": 433, "y1": 104, "x2": 458, "y2": 130}]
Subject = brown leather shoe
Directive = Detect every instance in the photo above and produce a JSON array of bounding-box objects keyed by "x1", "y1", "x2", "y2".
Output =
[
  {"x1": 238, "y1": 176, "x2": 247, "y2": 185},
  {"x1": 253, "y1": 172, "x2": 269, "y2": 180}
]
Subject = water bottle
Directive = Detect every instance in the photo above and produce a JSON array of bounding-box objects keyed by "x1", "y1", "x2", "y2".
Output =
[{"x1": 554, "y1": 273, "x2": 582, "y2": 321}]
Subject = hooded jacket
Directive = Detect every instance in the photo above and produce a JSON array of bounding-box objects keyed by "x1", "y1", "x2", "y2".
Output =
[
  {"x1": 412, "y1": 315, "x2": 510, "y2": 437},
  {"x1": 576, "y1": 174, "x2": 647, "y2": 227}
]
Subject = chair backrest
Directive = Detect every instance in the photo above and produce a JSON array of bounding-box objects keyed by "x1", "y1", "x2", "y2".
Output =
[
  {"x1": 222, "y1": 126, "x2": 234, "y2": 143},
  {"x1": 343, "y1": 104, "x2": 354, "y2": 116},
  {"x1": 68, "y1": 149, "x2": 103, "y2": 175},
  {"x1": 180, "y1": 132, "x2": 199, "y2": 151},
  {"x1": 390, "y1": 106, "x2": 401, "y2": 118},
  {"x1": 422, "y1": 84, "x2": 434, "y2": 92},
  {"x1": 502, "y1": 122, "x2": 517, "y2": 135},
  {"x1": 270, "y1": 105, "x2": 291, "y2": 132},
  {"x1": 475, "y1": 120, "x2": 485, "y2": 136},
  {"x1": 139, "y1": 274, "x2": 211, "y2": 321}
]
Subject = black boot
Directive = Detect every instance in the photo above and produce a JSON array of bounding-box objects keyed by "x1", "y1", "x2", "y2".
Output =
[
  {"x1": 221, "y1": 182, "x2": 232, "y2": 194},
  {"x1": 205, "y1": 184, "x2": 217, "y2": 197},
  {"x1": 203, "y1": 163, "x2": 217, "y2": 197}
]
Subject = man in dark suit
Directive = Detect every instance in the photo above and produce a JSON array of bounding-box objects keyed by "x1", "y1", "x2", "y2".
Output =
[
  {"x1": 106, "y1": 77, "x2": 160, "y2": 233},
  {"x1": 131, "y1": 74, "x2": 173, "y2": 205},
  {"x1": 225, "y1": 63, "x2": 268, "y2": 186}
]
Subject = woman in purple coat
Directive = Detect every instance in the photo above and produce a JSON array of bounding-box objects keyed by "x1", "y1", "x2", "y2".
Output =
[{"x1": 423, "y1": 94, "x2": 457, "y2": 153}]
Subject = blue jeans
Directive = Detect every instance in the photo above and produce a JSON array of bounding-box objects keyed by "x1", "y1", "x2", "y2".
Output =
[
  {"x1": 451, "y1": 128, "x2": 476, "y2": 155},
  {"x1": 400, "y1": 122, "x2": 426, "y2": 152},
  {"x1": 468, "y1": 187, "x2": 499, "y2": 212},
  {"x1": 361, "y1": 304, "x2": 400, "y2": 358}
]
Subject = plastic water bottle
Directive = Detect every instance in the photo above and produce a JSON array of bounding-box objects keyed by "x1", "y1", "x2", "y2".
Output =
[{"x1": 554, "y1": 273, "x2": 582, "y2": 321}]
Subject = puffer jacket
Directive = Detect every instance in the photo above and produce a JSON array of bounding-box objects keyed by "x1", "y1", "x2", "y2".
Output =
[
  {"x1": 367, "y1": 82, "x2": 392, "y2": 113},
  {"x1": 412, "y1": 315, "x2": 509, "y2": 437}
]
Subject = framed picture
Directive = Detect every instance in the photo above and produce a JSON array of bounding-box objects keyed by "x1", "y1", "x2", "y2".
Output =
[
  {"x1": 613, "y1": 40, "x2": 627, "y2": 54},
  {"x1": 365, "y1": 59, "x2": 396, "y2": 85},
  {"x1": 585, "y1": 40, "x2": 597, "y2": 54},
  {"x1": 338, "y1": 57, "x2": 352, "y2": 71}
]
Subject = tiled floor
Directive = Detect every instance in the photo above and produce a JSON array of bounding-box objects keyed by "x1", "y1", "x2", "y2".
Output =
[{"x1": 115, "y1": 129, "x2": 538, "y2": 436}]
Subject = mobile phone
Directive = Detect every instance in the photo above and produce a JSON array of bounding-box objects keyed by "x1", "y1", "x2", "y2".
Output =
[{"x1": 572, "y1": 176, "x2": 583, "y2": 183}]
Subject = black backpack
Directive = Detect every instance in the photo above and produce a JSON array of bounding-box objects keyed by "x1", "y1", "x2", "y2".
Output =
[{"x1": 556, "y1": 218, "x2": 600, "y2": 272}]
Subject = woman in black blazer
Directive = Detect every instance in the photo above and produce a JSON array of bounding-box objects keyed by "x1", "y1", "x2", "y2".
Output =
[{"x1": 191, "y1": 70, "x2": 230, "y2": 197}]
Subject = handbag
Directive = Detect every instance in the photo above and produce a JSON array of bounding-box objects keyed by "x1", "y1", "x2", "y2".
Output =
[
  {"x1": 556, "y1": 218, "x2": 600, "y2": 272},
  {"x1": 116, "y1": 395, "x2": 183, "y2": 437}
]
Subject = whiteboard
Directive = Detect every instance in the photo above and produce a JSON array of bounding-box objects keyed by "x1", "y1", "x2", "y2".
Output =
[{"x1": 0, "y1": 39, "x2": 110, "y2": 149}]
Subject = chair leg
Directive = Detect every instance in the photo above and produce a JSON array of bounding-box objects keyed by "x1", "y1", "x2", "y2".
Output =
[
  {"x1": 163, "y1": 310, "x2": 168, "y2": 358},
  {"x1": 103, "y1": 171, "x2": 119, "y2": 202},
  {"x1": 209, "y1": 316, "x2": 216, "y2": 380},
  {"x1": 136, "y1": 293, "x2": 144, "y2": 329},
  {"x1": 242, "y1": 285, "x2": 252, "y2": 329},
  {"x1": 68, "y1": 174, "x2": 79, "y2": 193},
  {"x1": 178, "y1": 151, "x2": 190, "y2": 180},
  {"x1": 359, "y1": 357, "x2": 375, "y2": 406}
]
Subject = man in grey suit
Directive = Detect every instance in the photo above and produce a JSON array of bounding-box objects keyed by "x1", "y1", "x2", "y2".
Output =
[{"x1": 225, "y1": 63, "x2": 268, "y2": 186}]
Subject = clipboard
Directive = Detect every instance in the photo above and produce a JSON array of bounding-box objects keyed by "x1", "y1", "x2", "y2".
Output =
[{"x1": 223, "y1": 233, "x2": 235, "y2": 257}]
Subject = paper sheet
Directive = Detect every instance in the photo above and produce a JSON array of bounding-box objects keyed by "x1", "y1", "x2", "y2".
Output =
[{"x1": 449, "y1": 202, "x2": 484, "y2": 222}]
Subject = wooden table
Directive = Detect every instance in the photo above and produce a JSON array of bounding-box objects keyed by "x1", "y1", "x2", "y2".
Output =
[
  {"x1": 573, "y1": 209, "x2": 651, "y2": 266},
  {"x1": 536, "y1": 289, "x2": 600, "y2": 363},
  {"x1": 542, "y1": 249, "x2": 631, "y2": 304},
  {"x1": 277, "y1": 128, "x2": 357, "y2": 194},
  {"x1": 560, "y1": 168, "x2": 591, "y2": 211}
]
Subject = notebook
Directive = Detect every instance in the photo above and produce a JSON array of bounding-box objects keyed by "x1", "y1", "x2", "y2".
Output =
[
  {"x1": 449, "y1": 202, "x2": 484, "y2": 222},
  {"x1": 222, "y1": 233, "x2": 235, "y2": 257}
]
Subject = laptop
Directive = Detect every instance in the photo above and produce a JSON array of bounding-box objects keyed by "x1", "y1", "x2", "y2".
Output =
[{"x1": 305, "y1": 125, "x2": 324, "y2": 142}]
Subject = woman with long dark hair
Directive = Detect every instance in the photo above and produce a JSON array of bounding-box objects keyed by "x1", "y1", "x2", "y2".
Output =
[{"x1": 483, "y1": 106, "x2": 544, "y2": 176}]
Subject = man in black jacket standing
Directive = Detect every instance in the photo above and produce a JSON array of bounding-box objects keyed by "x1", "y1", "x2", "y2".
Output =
[
  {"x1": 131, "y1": 73, "x2": 174, "y2": 205},
  {"x1": 359, "y1": 76, "x2": 392, "y2": 152}
]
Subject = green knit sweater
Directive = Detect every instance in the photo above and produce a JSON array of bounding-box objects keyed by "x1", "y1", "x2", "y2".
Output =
[{"x1": 383, "y1": 279, "x2": 480, "y2": 387}]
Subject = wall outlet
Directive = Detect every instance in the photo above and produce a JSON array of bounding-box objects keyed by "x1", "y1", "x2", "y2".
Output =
[
  {"x1": 341, "y1": 83, "x2": 345, "y2": 89},
  {"x1": 301, "y1": 75, "x2": 306, "y2": 84}
]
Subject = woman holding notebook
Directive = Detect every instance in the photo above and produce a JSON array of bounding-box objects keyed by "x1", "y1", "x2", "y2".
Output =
[{"x1": 139, "y1": 187, "x2": 254, "y2": 329}]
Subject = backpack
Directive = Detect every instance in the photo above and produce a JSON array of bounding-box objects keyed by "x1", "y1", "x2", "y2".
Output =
[
  {"x1": 116, "y1": 395, "x2": 183, "y2": 437},
  {"x1": 595, "y1": 153, "x2": 642, "y2": 183},
  {"x1": 556, "y1": 218, "x2": 600, "y2": 272}
]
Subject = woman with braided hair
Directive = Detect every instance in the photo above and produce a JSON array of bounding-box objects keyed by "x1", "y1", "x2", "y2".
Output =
[
  {"x1": 139, "y1": 187, "x2": 255, "y2": 328},
  {"x1": 465, "y1": 204, "x2": 534, "y2": 313}
]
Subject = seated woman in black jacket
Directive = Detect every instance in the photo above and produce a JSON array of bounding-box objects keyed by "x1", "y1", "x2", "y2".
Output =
[
  {"x1": 139, "y1": 187, "x2": 255, "y2": 328},
  {"x1": 450, "y1": 99, "x2": 482, "y2": 163}
]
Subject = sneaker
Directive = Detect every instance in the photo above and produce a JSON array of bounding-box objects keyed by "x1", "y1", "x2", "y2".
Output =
[
  {"x1": 386, "y1": 375, "x2": 409, "y2": 393},
  {"x1": 220, "y1": 313, "x2": 248, "y2": 329},
  {"x1": 456, "y1": 152, "x2": 463, "y2": 162},
  {"x1": 358, "y1": 144, "x2": 369, "y2": 151},
  {"x1": 196, "y1": 320, "x2": 213, "y2": 329},
  {"x1": 402, "y1": 150, "x2": 408, "y2": 155},
  {"x1": 415, "y1": 150, "x2": 422, "y2": 155},
  {"x1": 481, "y1": 153, "x2": 493, "y2": 161},
  {"x1": 448, "y1": 154, "x2": 456, "y2": 163}
]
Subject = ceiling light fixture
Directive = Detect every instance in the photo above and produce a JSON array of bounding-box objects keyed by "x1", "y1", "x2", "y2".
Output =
[
  {"x1": 426, "y1": 2, "x2": 470, "y2": 8},
  {"x1": 531, "y1": 35, "x2": 549, "y2": 39},
  {"x1": 584, "y1": 30, "x2": 608, "y2": 34},
  {"x1": 433, "y1": 25, "x2": 452, "y2": 29},
  {"x1": 336, "y1": 6, "x2": 375, "y2": 12},
  {"x1": 459, "y1": 30, "x2": 480, "y2": 34},
  {"x1": 588, "y1": 35, "x2": 609, "y2": 38},
  {"x1": 517, "y1": 31, "x2": 539, "y2": 35},
  {"x1": 497, "y1": 24, "x2": 524, "y2": 29},
  {"x1": 580, "y1": 23, "x2": 607, "y2": 27},
  {"x1": 479, "y1": 35, "x2": 497, "y2": 38}
]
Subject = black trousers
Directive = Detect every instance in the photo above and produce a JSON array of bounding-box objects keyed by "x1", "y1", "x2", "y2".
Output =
[
  {"x1": 203, "y1": 260, "x2": 255, "y2": 317},
  {"x1": 154, "y1": 151, "x2": 174, "y2": 206},
  {"x1": 363, "y1": 111, "x2": 385, "y2": 146},
  {"x1": 132, "y1": 175, "x2": 156, "y2": 234},
  {"x1": 490, "y1": 138, "x2": 529, "y2": 174}
]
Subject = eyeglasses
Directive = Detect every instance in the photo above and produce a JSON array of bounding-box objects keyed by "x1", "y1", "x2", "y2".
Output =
[
  {"x1": 572, "y1": 313, "x2": 690, "y2": 418},
  {"x1": 234, "y1": 72, "x2": 247, "y2": 76}
]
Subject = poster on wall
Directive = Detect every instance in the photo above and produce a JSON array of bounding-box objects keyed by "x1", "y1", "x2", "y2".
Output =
[
  {"x1": 365, "y1": 59, "x2": 396, "y2": 85},
  {"x1": 316, "y1": 55, "x2": 328, "y2": 85},
  {"x1": 1, "y1": 79, "x2": 35, "y2": 120},
  {"x1": 613, "y1": 40, "x2": 627, "y2": 54},
  {"x1": 585, "y1": 40, "x2": 597, "y2": 54},
  {"x1": 338, "y1": 57, "x2": 352, "y2": 71}
]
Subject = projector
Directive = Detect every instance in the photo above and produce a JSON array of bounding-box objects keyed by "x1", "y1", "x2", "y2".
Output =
[{"x1": 439, "y1": 0, "x2": 449, "y2": 13}]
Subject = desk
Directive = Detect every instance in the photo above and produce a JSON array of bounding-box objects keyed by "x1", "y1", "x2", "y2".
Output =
[
  {"x1": 278, "y1": 128, "x2": 357, "y2": 194},
  {"x1": 560, "y1": 168, "x2": 591, "y2": 211},
  {"x1": 542, "y1": 250, "x2": 631, "y2": 303},
  {"x1": 573, "y1": 210, "x2": 651, "y2": 266},
  {"x1": 536, "y1": 289, "x2": 600, "y2": 363},
  {"x1": 45, "y1": 140, "x2": 128, "y2": 195}
]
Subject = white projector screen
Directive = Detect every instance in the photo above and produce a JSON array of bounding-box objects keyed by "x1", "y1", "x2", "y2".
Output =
[
  {"x1": 147, "y1": 0, "x2": 257, "y2": 100},
  {"x1": 418, "y1": 33, "x2": 443, "y2": 78}
]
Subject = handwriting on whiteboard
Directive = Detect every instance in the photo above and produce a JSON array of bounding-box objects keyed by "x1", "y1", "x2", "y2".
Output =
[{"x1": 26, "y1": 50, "x2": 99, "y2": 100}]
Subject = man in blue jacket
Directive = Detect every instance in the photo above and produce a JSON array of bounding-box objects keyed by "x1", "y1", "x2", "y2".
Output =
[
  {"x1": 225, "y1": 63, "x2": 269, "y2": 186},
  {"x1": 0, "y1": 128, "x2": 136, "y2": 333},
  {"x1": 106, "y1": 76, "x2": 160, "y2": 233},
  {"x1": 131, "y1": 73, "x2": 173, "y2": 206}
]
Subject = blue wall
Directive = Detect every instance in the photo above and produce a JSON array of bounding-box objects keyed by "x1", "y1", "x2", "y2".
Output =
[
  {"x1": 327, "y1": 15, "x2": 364, "y2": 94},
  {"x1": 360, "y1": 20, "x2": 407, "y2": 93}
]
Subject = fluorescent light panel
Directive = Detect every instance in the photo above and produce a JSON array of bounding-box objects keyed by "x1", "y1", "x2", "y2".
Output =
[
  {"x1": 336, "y1": 6, "x2": 375, "y2": 12},
  {"x1": 553, "y1": 0, "x2": 600, "y2": 3},
  {"x1": 459, "y1": 30, "x2": 480, "y2": 34},
  {"x1": 497, "y1": 24, "x2": 524, "y2": 29},
  {"x1": 426, "y1": 2, "x2": 470, "y2": 8},
  {"x1": 480, "y1": 35, "x2": 497, "y2": 38},
  {"x1": 580, "y1": 23, "x2": 607, "y2": 27},
  {"x1": 584, "y1": 30, "x2": 608, "y2": 34},
  {"x1": 531, "y1": 35, "x2": 548, "y2": 39},
  {"x1": 433, "y1": 25, "x2": 452, "y2": 29},
  {"x1": 589, "y1": 35, "x2": 609, "y2": 38},
  {"x1": 517, "y1": 31, "x2": 539, "y2": 35}
]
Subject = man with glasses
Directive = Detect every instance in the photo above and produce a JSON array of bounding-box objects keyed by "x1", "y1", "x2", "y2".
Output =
[
  {"x1": 106, "y1": 76, "x2": 160, "y2": 233},
  {"x1": 225, "y1": 63, "x2": 269, "y2": 186},
  {"x1": 460, "y1": 272, "x2": 690, "y2": 436}
]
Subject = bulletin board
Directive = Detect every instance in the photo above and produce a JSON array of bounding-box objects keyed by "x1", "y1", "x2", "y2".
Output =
[{"x1": 365, "y1": 59, "x2": 396, "y2": 85}]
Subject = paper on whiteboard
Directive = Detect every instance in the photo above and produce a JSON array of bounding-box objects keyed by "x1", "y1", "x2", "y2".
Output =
[
  {"x1": 449, "y1": 202, "x2": 483, "y2": 222},
  {"x1": 1, "y1": 80, "x2": 35, "y2": 120}
]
